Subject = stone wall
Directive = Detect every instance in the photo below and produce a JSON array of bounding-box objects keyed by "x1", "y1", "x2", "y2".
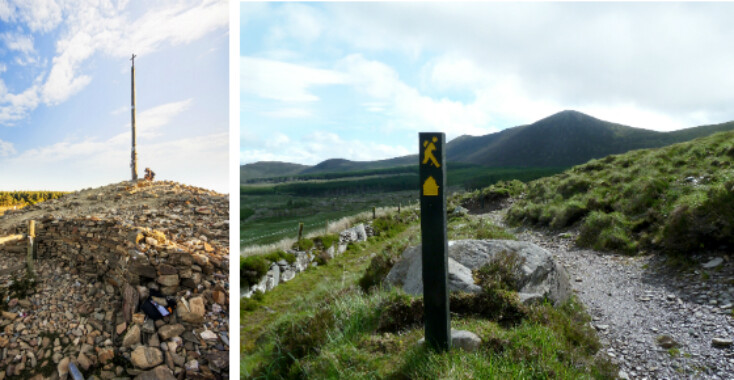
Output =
[{"x1": 242, "y1": 223, "x2": 374, "y2": 298}]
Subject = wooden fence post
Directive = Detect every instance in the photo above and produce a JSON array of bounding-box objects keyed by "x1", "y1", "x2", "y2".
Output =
[
  {"x1": 297, "y1": 222, "x2": 304, "y2": 242},
  {"x1": 372, "y1": 206, "x2": 376, "y2": 220},
  {"x1": 26, "y1": 220, "x2": 35, "y2": 274}
]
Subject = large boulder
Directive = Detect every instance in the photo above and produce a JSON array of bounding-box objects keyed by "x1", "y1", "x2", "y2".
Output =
[
  {"x1": 385, "y1": 240, "x2": 571, "y2": 305},
  {"x1": 341, "y1": 223, "x2": 367, "y2": 243}
]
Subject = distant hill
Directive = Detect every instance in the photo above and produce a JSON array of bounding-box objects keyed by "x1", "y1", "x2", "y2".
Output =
[
  {"x1": 240, "y1": 161, "x2": 311, "y2": 181},
  {"x1": 299, "y1": 156, "x2": 416, "y2": 175},
  {"x1": 446, "y1": 110, "x2": 734, "y2": 167},
  {"x1": 241, "y1": 110, "x2": 734, "y2": 181}
]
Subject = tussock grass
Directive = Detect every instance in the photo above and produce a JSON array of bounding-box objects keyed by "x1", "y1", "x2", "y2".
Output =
[
  {"x1": 498, "y1": 130, "x2": 734, "y2": 256},
  {"x1": 243, "y1": 213, "x2": 615, "y2": 380},
  {"x1": 245, "y1": 285, "x2": 614, "y2": 380}
]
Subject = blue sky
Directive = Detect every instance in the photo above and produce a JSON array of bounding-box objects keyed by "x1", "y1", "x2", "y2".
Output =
[
  {"x1": 0, "y1": 0, "x2": 228, "y2": 192},
  {"x1": 241, "y1": 2, "x2": 734, "y2": 166}
]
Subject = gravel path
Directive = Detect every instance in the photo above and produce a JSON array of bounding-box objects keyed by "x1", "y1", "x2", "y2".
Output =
[{"x1": 483, "y1": 211, "x2": 734, "y2": 379}]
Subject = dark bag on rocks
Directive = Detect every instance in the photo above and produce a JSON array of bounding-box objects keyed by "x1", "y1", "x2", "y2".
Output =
[{"x1": 141, "y1": 298, "x2": 165, "y2": 320}]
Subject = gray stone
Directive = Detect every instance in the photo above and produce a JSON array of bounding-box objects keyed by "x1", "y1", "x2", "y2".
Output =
[
  {"x1": 134, "y1": 365, "x2": 176, "y2": 380},
  {"x1": 450, "y1": 329, "x2": 481, "y2": 352},
  {"x1": 130, "y1": 346, "x2": 163, "y2": 369},
  {"x1": 280, "y1": 269, "x2": 296, "y2": 282},
  {"x1": 417, "y1": 329, "x2": 481, "y2": 352},
  {"x1": 341, "y1": 224, "x2": 367, "y2": 242},
  {"x1": 386, "y1": 240, "x2": 571, "y2": 305},
  {"x1": 122, "y1": 324, "x2": 141, "y2": 347},
  {"x1": 158, "y1": 324, "x2": 185, "y2": 341},
  {"x1": 702, "y1": 257, "x2": 724, "y2": 269},
  {"x1": 265, "y1": 265, "x2": 280, "y2": 291},
  {"x1": 452, "y1": 206, "x2": 469, "y2": 216},
  {"x1": 712, "y1": 338, "x2": 733, "y2": 348}
]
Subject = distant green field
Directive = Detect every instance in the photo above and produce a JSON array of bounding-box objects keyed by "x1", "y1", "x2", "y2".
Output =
[
  {"x1": 241, "y1": 164, "x2": 566, "y2": 248},
  {"x1": 241, "y1": 191, "x2": 415, "y2": 246}
]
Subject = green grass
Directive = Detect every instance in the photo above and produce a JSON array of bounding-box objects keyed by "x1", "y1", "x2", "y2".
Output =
[
  {"x1": 242, "y1": 212, "x2": 615, "y2": 380},
  {"x1": 244, "y1": 285, "x2": 614, "y2": 380},
  {"x1": 497, "y1": 130, "x2": 734, "y2": 256},
  {"x1": 241, "y1": 191, "x2": 416, "y2": 247}
]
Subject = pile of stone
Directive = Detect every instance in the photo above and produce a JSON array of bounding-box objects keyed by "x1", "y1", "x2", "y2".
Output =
[
  {"x1": 242, "y1": 223, "x2": 374, "y2": 298},
  {"x1": 0, "y1": 180, "x2": 229, "y2": 379}
]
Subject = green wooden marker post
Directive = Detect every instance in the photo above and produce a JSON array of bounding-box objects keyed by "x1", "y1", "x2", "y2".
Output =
[{"x1": 418, "y1": 132, "x2": 450, "y2": 351}]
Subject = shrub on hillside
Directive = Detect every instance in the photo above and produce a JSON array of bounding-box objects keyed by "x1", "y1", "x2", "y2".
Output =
[
  {"x1": 359, "y1": 251, "x2": 397, "y2": 293},
  {"x1": 263, "y1": 307, "x2": 336, "y2": 377},
  {"x1": 550, "y1": 200, "x2": 588, "y2": 229},
  {"x1": 577, "y1": 211, "x2": 636, "y2": 254},
  {"x1": 263, "y1": 249, "x2": 296, "y2": 264},
  {"x1": 662, "y1": 180, "x2": 734, "y2": 253},
  {"x1": 293, "y1": 238, "x2": 314, "y2": 251},
  {"x1": 313, "y1": 234, "x2": 339, "y2": 250},
  {"x1": 241, "y1": 255, "x2": 270, "y2": 287}
]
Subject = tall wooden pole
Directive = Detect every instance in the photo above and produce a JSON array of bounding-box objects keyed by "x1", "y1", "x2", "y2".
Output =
[
  {"x1": 26, "y1": 220, "x2": 35, "y2": 274},
  {"x1": 130, "y1": 54, "x2": 138, "y2": 181}
]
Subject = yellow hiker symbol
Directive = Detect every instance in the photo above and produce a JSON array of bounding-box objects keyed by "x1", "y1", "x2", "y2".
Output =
[
  {"x1": 423, "y1": 176, "x2": 439, "y2": 196},
  {"x1": 422, "y1": 137, "x2": 440, "y2": 168}
]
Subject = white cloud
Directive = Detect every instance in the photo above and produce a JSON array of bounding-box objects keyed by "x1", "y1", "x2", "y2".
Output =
[
  {"x1": 338, "y1": 54, "x2": 495, "y2": 138},
  {"x1": 0, "y1": 81, "x2": 41, "y2": 124},
  {"x1": 1, "y1": 32, "x2": 34, "y2": 54},
  {"x1": 261, "y1": 107, "x2": 312, "y2": 119},
  {"x1": 0, "y1": 0, "x2": 63, "y2": 33},
  {"x1": 135, "y1": 99, "x2": 193, "y2": 137},
  {"x1": 0, "y1": 139, "x2": 15, "y2": 157},
  {"x1": 322, "y1": 3, "x2": 734, "y2": 129},
  {"x1": 241, "y1": 129, "x2": 410, "y2": 165},
  {"x1": 1, "y1": 0, "x2": 227, "y2": 125},
  {"x1": 0, "y1": 131, "x2": 228, "y2": 192},
  {"x1": 112, "y1": 0, "x2": 228, "y2": 57},
  {"x1": 266, "y1": 3, "x2": 324, "y2": 45},
  {"x1": 242, "y1": 56, "x2": 347, "y2": 102}
]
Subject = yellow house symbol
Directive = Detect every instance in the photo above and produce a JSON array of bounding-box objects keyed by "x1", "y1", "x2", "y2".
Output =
[{"x1": 423, "y1": 176, "x2": 439, "y2": 196}]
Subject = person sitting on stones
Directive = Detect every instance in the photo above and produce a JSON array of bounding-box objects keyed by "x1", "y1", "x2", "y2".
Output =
[{"x1": 144, "y1": 167, "x2": 156, "y2": 181}]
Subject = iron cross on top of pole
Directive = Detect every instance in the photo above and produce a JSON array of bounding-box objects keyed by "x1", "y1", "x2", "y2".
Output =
[{"x1": 131, "y1": 53, "x2": 136, "y2": 65}]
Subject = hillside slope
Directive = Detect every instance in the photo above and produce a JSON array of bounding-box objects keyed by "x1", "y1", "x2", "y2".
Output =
[
  {"x1": 240, "y1": 161, "x2": 311, "y2": 180},
  {"x1": 496, "y1": 129, "x2": 734, "y2": 255}
]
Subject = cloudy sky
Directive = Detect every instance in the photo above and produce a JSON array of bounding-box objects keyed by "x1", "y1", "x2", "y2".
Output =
[
  {"x1": 0, "y1": 0, "x2": 228, "y2": 192},
  {"x1": 241, "y1": 2, "x2": 734, "y2": 166}
]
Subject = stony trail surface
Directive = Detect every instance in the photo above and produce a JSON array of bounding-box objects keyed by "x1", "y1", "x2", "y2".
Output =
[{"x1": 482, "y1": 210, "x2": 734, "y2": 380}]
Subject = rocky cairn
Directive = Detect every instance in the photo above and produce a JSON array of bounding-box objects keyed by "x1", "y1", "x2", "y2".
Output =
[{"x1": 0, "y1": 181, "x2": 229, "y2": 379}]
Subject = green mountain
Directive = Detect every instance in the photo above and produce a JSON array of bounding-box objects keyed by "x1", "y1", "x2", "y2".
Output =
[
  {"x1": 299, "y1": 156, "x2": 416, "y2": 175},
  {"x1": 240, "y1": 161, "x2": 311, "y2": 181},
  {"x1": 447, "y1": 110, "x2": 734, "y2": 167},
  {"x1": 241, "y1": 111, "x2": 734, "y2": 180}
]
